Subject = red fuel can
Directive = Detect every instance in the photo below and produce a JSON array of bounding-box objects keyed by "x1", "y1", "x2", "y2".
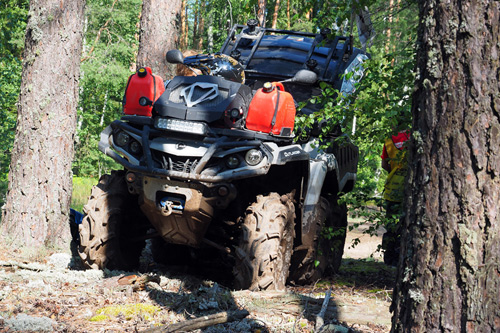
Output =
[
  {"x1": 246, "y1": 82, "x2": 296, "y2": 136},
  {"x1": 123, "y1": 67, "x2": 165, "y2": 117}
]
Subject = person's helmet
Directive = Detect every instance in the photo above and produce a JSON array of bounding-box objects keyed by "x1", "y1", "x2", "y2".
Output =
[{"x1": 204, "y1": 54, "x2": 245, "y2": 84}]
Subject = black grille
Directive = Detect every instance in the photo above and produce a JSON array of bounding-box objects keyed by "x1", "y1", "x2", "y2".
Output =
[{"x1": 153, "y1": 151, "x2": 199, "y2": 173}]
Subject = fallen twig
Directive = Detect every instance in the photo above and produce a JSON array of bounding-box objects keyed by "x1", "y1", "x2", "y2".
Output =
[
  {"x1": 140, "y1": 309, "x2": 250, "y2": 332},
  {"x1": 0, "y1": 261, "x2": 43, "y2": 272},
  {"x1": 314, "y1": 288, "x2": 332, "y2": 332}
]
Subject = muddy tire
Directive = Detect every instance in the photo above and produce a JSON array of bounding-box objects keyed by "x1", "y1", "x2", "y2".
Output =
[
  {"x1": 233, "y1": 193, "x2": 295, "y2": 291},
  {"x1": 288, "y1": 196, "x2": 347, "y2": 285},
  {"x1": 78, "y1": 171, "x2": 149, "y2": 270}
]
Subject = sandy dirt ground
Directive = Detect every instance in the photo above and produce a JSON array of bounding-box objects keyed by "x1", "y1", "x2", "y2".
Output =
[
  {"x1": 0, "y1": 220, "x2": 393, "y2": 332},
  {"x1": 344, "y1": 222, "x2": 385, "y2": 261}
]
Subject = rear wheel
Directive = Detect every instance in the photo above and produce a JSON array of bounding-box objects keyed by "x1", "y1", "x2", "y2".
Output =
[
  {"x1": 233, "y1": 193, "x2": 295, "y2": 291},
  {"x1": 288, "y1": 196, "x2": 347, "y2": 285},
  {"x1": 78, "y1": 171, "x2": 149, "y2": 270}
]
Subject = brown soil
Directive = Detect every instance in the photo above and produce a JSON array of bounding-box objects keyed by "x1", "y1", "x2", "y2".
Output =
[{"x1": 0, "y1": 222, "x2": 393, "y2": 332}]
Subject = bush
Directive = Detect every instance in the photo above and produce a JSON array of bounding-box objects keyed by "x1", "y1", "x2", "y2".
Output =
[{"x1": 71, "y1": 177, "x2": 97, "y2": 212}]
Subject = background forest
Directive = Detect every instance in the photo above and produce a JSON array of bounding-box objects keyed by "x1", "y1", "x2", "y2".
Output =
[{"x1": 0, "y1": 0, "x2": 417, "y2": 214}]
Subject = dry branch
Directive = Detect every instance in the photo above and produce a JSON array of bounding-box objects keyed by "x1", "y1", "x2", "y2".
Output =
[
  {"x1": 315, "y1": 288, "x2": 332, "y2": 332},
  {"x1": 140, "y1": 309, "x2": 250, "y2": 333}
]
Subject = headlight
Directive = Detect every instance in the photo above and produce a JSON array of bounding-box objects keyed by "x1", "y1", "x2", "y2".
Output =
[
  {"x1": 225, "y1": 155, "x2": 240, "y2": 169},
  {"x1": 245, "y1": 149, "x2": 263, "y2": 166},
  {"x1": 155, "y1": 118, "x2": 207, "y2": 135},
  {"x1": 130, "y1": 140, "x2": 142, "y2": 154},
  {"x1": 115, "y1": 131, "x2": 130, "y2": 147}
]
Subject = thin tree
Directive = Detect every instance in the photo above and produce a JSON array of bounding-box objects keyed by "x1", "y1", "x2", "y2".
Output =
[
  {"x1": 0, "y1": 0, "x2": 86, "y2": 251},
  {"x1": 197, "y1": 1, "x2": 205, "y2": 50},
  {"x1": 180, "y1": 0, "x2": 187, "y2": 49},
  {"x1": 257, "y1": 0, "x2": 266, "y2": 27},
  {"x1": 271, "y1": 0, "x2": 280, "y2": 29},
  {"x1": 136, "y1": 0, "x2": 183, "y2": 79},
  {"x1": 193, "y1": 0, "x2": 199, "y2": 48},
  {"x1": 286, "y1": 0, "x2": 290, "y2": 29},
  {"x1": 392, "y1": 0, "x2": 500, "y2": 331}
]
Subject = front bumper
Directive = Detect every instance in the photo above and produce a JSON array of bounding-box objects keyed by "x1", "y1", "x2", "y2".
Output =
[{"x1": 99, "y1": 120, "x2": 274, "y2": 183}]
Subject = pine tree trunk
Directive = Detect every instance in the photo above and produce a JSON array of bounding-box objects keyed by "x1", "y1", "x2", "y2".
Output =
[
  {"x1": 197, "y1": 1, "x2": 205, "y2": 50},
  {"x1": 183, "y1": 4, "x2": 189, "y2": 50},
  {"x1": 0, "y1": 0, "x2": 86, "y2": 251},
  {"x1": 391, "y1": 1, "x2": 500, "y2": 331},
  {"x1": 193, "y1": 0, "x2": 199, "y2": 48},
  {"x1": 271, "y1": 0, "x2": 280, "y2": 29},
  {"x1": 136, "y1": 0, "x2": 182, "y2": 79},
  {"x1": 180, "y1": 0, "x2": 187, "y2": 49},
  {"x1": 207, "y1": 24, "x2": 213, "y2": 53},
  {"x1": 257, "y1": 0, "x2": 266, "y2": 27},
  {"x1": 385, "y1": 0, "x2": 393, "y2": 53}
]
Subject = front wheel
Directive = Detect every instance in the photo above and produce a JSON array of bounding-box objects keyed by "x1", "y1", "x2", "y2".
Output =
[
  {"x1": 233, "y1": 193, "x2": 295, "y2": 291},
  {"x1": 78, "y1": 171, "x2": 149, "y2": 270},
  {"x1": 288, "y1": 196, "x2": 347, "y2": 285}
]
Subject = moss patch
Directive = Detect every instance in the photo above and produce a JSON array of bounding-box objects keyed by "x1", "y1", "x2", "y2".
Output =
[{"x1": 91, "y1": 303, "x2": 161, "y2": 321}]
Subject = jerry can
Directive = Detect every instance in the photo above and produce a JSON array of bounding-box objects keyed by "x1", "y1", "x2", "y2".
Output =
[
  {"x1": 246, "y1": 82, "x2": 296, "y2": 136},
  {"x1": 123, "y1": 67, "x2": 165, "y2": 117}
]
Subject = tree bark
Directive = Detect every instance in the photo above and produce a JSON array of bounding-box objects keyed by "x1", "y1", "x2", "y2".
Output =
[
  {"x1": 271, "y1": 0, "x2": 280, "y2": 29},
  {"x1": 193, "y1": 0, "x2": 199, "y2": 48},
  {"x1": 0, "y1": 0, "x2": 86, "y2": 251},
  {"x1": 136, "y1": 0, "x2": 182, "y2": 79},
  {"x1": 180, "y1": 0, "x2": 187, "y2": 50},
  {"x1": 197, "y1": 1, "x2": 205, "y2": 50},
  {"x1": 184, "y1": 4, "x2": 189, "y2": 50},
  {"x1": 391, "y1": 1, "x2": 500, "y2": 332},
  {"x1": 257, "y1": 0, "x2": 266, "y2": 27}
]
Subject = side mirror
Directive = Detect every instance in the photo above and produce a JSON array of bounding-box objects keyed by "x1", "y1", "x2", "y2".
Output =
[
  {"x1": 288, "y1": 69, "x2": 318, "y2": 84},
  {"x1": 166, "y1": 50, "x2": 184, "y2": 64}
]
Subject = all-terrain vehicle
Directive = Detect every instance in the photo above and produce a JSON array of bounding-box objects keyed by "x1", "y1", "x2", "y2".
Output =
[{"x1": 78, "y1": 20, "x2": 366, "y2": 290}]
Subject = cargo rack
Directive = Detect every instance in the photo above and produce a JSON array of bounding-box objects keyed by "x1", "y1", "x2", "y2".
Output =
[{"x1": 219, "y1": 20, "x2": 363, "y2": 86}]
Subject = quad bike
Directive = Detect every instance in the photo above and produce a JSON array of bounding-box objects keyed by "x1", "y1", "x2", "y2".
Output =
[{"x1": 78, "y1": 20, "x2": 367, "y2": 290}]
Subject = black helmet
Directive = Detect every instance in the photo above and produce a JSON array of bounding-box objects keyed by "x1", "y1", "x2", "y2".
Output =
[
  {"x1": 183, "y1": 53, "x2": 245, "y2": 84},
  {"x1": 204, "y1": 54, "x2": 245, "y2": 84}
]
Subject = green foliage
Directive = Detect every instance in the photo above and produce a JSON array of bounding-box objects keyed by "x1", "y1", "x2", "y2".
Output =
[
  {"x1": 295, "y1": 0, "x2": 417, "y2": 237},
  {"x1": 71, "y1": 177, "x2": 98, "y2": 212},
  {"x1": 0, "y1": 0, "x2": 28, "y2": 57},
  {"x1": 74, "y1": 0, "x2": 142, "y2": 177},
  {"x1": 0, "y1": 0, "x2": 28, "y2": 207},
  {"x1": 335, "y1": 258, "x2": 396, "y2": 289}
]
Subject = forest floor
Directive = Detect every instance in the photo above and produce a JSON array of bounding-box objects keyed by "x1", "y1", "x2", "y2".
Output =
[{"x1": 0, "y1": 221, "x2": 395, "y2": 332}]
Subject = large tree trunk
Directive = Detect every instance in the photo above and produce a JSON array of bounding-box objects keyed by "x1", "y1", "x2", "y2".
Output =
[
  {"x1": 391, "y1": 1, "x2": 500, "y2": 331},
  {"x1": 136, "y1": 0, "x2": 182, "y2": 79},
  {"x1": 0, "y1": 0, "x2": 86, "y2": 251}
]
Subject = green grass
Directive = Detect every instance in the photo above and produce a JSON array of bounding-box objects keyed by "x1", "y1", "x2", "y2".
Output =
[
  {"x1": 331, "y1": 258, "x2": 396, "y2": 290},
  {"x1": 71, "y1": 177, "x2": 97, "y2": 212}
]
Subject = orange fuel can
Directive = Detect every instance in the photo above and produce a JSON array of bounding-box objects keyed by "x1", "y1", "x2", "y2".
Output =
[{"x1": 246, "y1": 82, "x2": 296, "y2": 136}]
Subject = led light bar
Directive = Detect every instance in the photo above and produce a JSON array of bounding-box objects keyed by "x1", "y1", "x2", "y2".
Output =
[{"x1": 155, "y1": 118, "x2": 207, "y2": 135}]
